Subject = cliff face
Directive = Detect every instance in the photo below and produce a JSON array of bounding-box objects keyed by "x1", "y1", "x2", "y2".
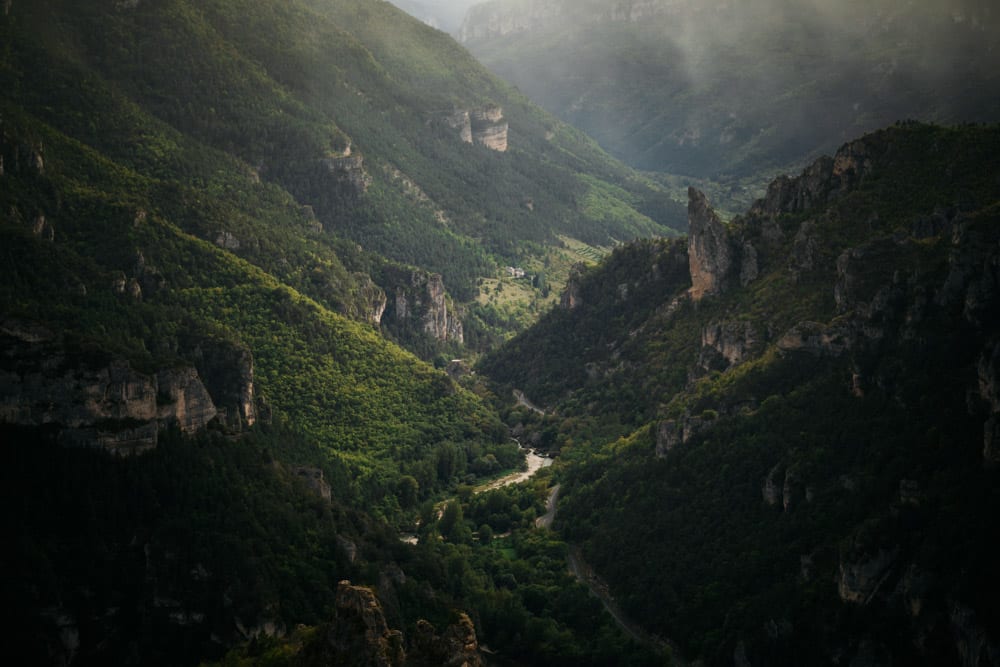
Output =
[
  {"x1": 686, "y1": 187, "x2": 733, "y2": 301},
  {"x1": 442, "y1": 105, "x2": 508, "y2": 152},
  {"x1": 321, "y1": 154, "x2": 372, "y2": 197},
  {"x1": 488, "y1": 123, "x2": 1000, "y2": 664},
  {"x1": 387, "y1": 270, "x2": 463, "y2": 344},
  {"x1": 458, "y1": 0, "x2": 669, "y2": 42},
  {"x1": 0, "y1": 321, "x2": 261, "y2": 453},
  {"x1": 300, "y1": 581, "x2": 485, "y2": 667},
  {"x1": 469, "y1": 106, "x2": 508, "y2": 152}
]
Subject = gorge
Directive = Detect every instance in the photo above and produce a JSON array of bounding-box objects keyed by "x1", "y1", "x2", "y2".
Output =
[{"x1": 2, "y1": 1, "x2": 999, "y2": 666}]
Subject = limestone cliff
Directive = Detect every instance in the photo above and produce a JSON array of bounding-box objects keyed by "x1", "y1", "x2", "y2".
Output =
[
  {"x1": 386, "y1": 270, "x2": 463, "y2": 344},
  {"x1": 298, "y1": 581, "x2": 485, "y2": 667},
  {"x1": 458, "y1": 0, "x2": 670, "y2": 42},
  {"x1": 470, "y1": 106, "x2": 508, "y2": 152},
  {"x1": 0, "y1": 321, "x2": 263, "y2": 453},
  {"x1": 322, "y1": 154, "x2": 372, "y2": 196},
  {"x1": 686, "y1": 187, "x2": 733, "y2": 301},
  {"x1": 307, "y1": 581, "x2": 406, "y2": 667},
  {"x1": 441, "y1": 105, "x2": 508, "y2": 152}
]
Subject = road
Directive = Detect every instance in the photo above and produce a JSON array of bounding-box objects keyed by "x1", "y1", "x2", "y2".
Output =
[
  {"x1": 535, "y1": 484, "x2": 560, "y2": 528},
  {"x1": 567, "y1": 546, "x2": 677, "y2": 659}
]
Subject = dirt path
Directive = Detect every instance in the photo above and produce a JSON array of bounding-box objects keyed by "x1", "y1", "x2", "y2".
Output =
[
  {"x1": 535, "y1": 484, "x2": 560, "y2": 528},
  {"x1": 512, "y1": 388, "x2": 545, "y2": 415}
]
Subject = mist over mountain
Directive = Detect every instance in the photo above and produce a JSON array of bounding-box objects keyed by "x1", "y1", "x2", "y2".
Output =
[
  {"x1": 387, "y1": 0, "x2": 480, "y2": 31},
  {"x1": 460, "y1": 0, "x2": 1000, "y2": 182},
  {"x1": 3, "y1": 0, "x2": 1000, "y2": 665}
]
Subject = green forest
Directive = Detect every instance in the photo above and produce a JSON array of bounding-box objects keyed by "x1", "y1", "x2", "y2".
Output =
[{"x1": 2, "y1": 0, "x2": 999, "y2": 665}]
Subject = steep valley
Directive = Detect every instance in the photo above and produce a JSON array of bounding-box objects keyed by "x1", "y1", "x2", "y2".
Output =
[{"x1": 2, "y1": 1, "x2": 999, "y2": 666}]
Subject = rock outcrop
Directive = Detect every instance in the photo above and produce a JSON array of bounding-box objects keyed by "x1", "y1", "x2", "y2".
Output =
[
  {"x1": 776, "y1": 321, "x2": 852, "y2": 357},
  {"x1": 443, "y1": 109, "x2": 473, "y2": 144},
  {"x1": 409, "y1": 612, "x2": 484, "y2": 667},
  {"x1": 458, "y1": 0, "x2": 672, "y2": 42},
  {"x1": 560, "y1": 263, "x2": 586, "y2": 310},
  {"x1": 292, "y1": 466, "x2": 332, "y2": 501},
  {"x1": 313, "y1": 581, "x2": 406, "y2": 667},
  {"x1": 748, "y1": 137, "x2": 874, "y2": 219},
  {"x1": 687, "y1": 188, "x2": 733, "y2": 301},
  {"x1": 355, "y1": 273, "x2": 389, "y2": 325},
  {"x1": 322, "y1": 154, "x2": 372, "y2": 196},
  {"x1": 300, "y1": 581, "x2": 485, "y2": 667},
  {"x1": 838, "y1": 547, "x2": 899, "y2": 605},
  {"x1": 442, "y1": 106, "x2": 508, "y2": 152},
  {"x1": 186, "y1": 338, "x2": 256, "y2": 430},
  {"x1": 469, "y1": 106, "x2": 508, "y2": 152},
  {"x1": 389, "y1": 271, "x2": 462, "y2": 344},
  {"x1": 0, "y1": 322, "x2": 263, "y2": 453},
  {"x1": 699, "y1": 319, "x2": 760, "y2": 371},
  {"x1": 654, "y1": 412, "x2": 715, "y2": 458}
]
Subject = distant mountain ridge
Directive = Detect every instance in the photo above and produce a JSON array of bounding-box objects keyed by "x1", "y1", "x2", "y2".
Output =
[{"x1": 459, "y1": 0, "x2": 1000, "y2": 181}]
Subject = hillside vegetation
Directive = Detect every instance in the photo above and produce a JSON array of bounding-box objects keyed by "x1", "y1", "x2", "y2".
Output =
[
  {"x1": 0, "y1": 0, "x2": 686, "y2": 663},
  {"x1": 482, "y1": 122, "x2": 1000, "y2": 664}
]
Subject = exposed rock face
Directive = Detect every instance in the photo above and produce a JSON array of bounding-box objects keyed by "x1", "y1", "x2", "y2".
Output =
[
  {"x1": 0, "y1": 323, "x2": 262, "y2": 453},
  {"x1": 355, "y1": 273, "x2": 388, "y2": 325},
  {"x1": 458, "y1": 1, "x2": 562, "y2": 42},
  {"x1": 156, "y1": 367, "x2": 217, "y2": 433},
  {"x1": 789, "y1": 220, "x2": 819, "y2": 273},
  {"x1": 300, "y1": 582, "x2": 485, "y2": 667},
  {"x1": 322, "y1": 154, "x2": 372, "y2": 196},
  {"x1": 444, "y1": 109, "x2": 473, "y2": 144},
  {"x1": 187, "y1": 338, "x2": 256, "y2": 429},
  {"x1": 739, "y1": 240, "x2": 758, "y2": 286},
  {"x1": 977, "y1": 342, "x2": 1000, "y2": 464},
  {"x1": 443, "y1": 106, "x2": 508, "y2": 151},
  {"x1": 839, "y1": 547, "x2": 899, "y2": 605},
  {"x1": 560, "y1": 263, "x2": 586, "y2": 310},
  {"x1": 749, "y1": 138, "x2": 874, "y2": 219},
  {"x1": 654, "y1": 411, "x2": 716, "y2": 458},
  {"x1": 470, "y1": 106, "x2": 508, "y2": 152},
  {"x1": 655, "y1": 419, "x2": 681, "y2": 457},
  {"x1": 752, "y1": 157, "x2": 835, "y2": 217},
  {"x1": 699, "y1": 320, "x2": 760, "y2": 371},
  {"x1": 32, "y1": 213, "x2": 54, "y2": 241},
  {"x1": 409, "y1": 612, "x2": 484, "y2": 667},
  {"x1": 776, "y1": 321, "x2": 852, "y2": 357},
  {"x1": 215, "y1": 230, "x2": 240, "y2": 250},
  {"x1": 391, "y1": 271, "x2": 462, "y2": 343},
  {"x1": 458, "y1": 0, "x2": 669, "y2": 42},
  {"x1": 314, "y1": 581, "x2": 406, "y2": 667},
  {"x1": 0, "y1": 115, "x2": 45, "y2": 181},
  {"x1": 292, "y1": 466, "x2": 332, "y2": 501},
  {"x1": 763, "y1": 463, "x2": 782, "y2": 507},
  {"x1": 687, "y1": 187, "x2": 732, "y2": 301}
]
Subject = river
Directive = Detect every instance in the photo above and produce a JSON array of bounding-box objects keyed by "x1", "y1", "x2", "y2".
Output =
[{"x1": 475, "y1": 446, "x2": 552, "y2": 494}]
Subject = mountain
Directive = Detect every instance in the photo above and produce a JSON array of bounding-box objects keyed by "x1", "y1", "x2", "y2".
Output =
[
  {"x1": 481, "y1": 121, "x2": 1000, "y2": 664},
  {"x1": 459, "y1": 0, "x2": 1000, "y2": 187},
  {"x1": 3, "y1": 0, "x2": 686, "y2": 353},
  {"x1": 0, "y1": 0, "x2": 680, "y2": 663},
  {"x1": 4, "y1": 0, "x2": 1000, "y2": 665}
]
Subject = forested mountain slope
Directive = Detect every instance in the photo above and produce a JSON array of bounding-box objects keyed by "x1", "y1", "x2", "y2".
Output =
[
  {"x1": 0, "y1": 0, "x2": 679, "y2": 663},
  {"x1": 460, "y1": 0, "x2": 1000, "y2": 186},
  {"x1": 3, "y1": 0, "x2": 683, "y2": 352},
  {"x1": 482, "y1": 122, "x2": 1000, "y2": 664}
]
